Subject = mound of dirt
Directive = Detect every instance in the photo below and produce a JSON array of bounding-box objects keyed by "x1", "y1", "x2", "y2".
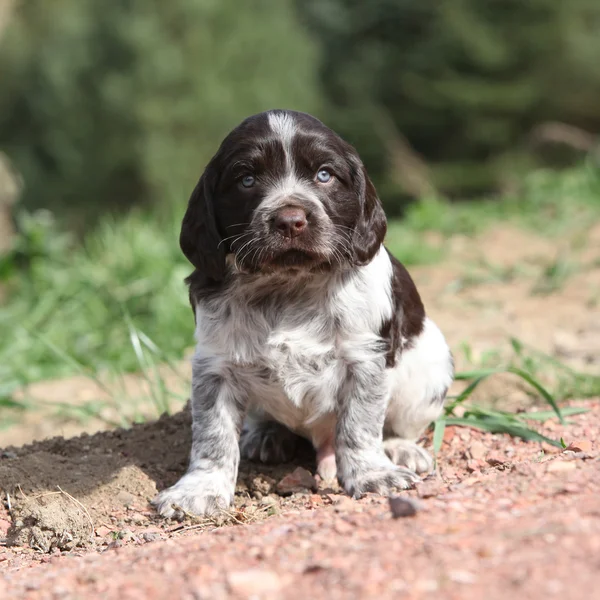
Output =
[{"x1": 0, "y1": 406, "x2": 319, "y2": 553}]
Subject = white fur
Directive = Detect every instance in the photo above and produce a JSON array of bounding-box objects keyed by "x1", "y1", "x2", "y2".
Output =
[
  {"x1": 268, "y1": 111, "x2": 296, "y2": 170},
  {"x1": 262, "y1": 114, "x2": 327, "y2": 215},
  {"x1": 192, "y1": 247, "x2": 451, "y2": 452},
  {"x1": 385, "y1": 317, "x2": 454, "y2": 440},
  {"x1": 152, "y1": 468, "x2": 235, "y2": 519}
]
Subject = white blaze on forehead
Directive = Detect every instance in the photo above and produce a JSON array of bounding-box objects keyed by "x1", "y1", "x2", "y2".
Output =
[
  {"x1": 262, "y1": 111, "x2": 326, "y2": 215},
  {"x1": 267, "y1": 111, "x2": 296, "y2": 171}
]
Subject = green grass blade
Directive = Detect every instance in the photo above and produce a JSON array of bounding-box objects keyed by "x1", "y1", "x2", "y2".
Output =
[
  {"x1": 432, "y1": 418, "x2": 446, "y2": 461},
  {"x1": 19, "y1": 326, "x2": 114, "y2": 396},
  {"x1": 522, "y1": 407, "x2": 589, "y2": 421},
  {"x1": 444, "y1": 416, "x2": 563, "y2": 447},
  {"x1": 506, "y1": 367, "x2": 564, "y2": 423},
  {"x1": 445, "y1": 375, "x2": 491, "y2": 413},
  {"x1": 450, "y1": 365, "x2": 564, "y2": 423}
]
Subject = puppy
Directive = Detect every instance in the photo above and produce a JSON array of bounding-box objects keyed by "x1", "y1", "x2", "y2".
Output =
[{"x1": 153, "y1": 110, "x2": 453, "y2": 518}]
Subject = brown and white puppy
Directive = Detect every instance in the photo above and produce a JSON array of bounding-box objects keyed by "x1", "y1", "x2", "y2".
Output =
[{"x1": 152, "y1": 110, "x2": 453, "y2": 518}]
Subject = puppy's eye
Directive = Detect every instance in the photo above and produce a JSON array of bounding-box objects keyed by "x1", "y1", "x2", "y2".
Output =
[
  {"x1": 316, "y1": 169, "x2": 332, "y2": 184},
  {"x1": 241, "y1": 174, "x2": 255, "y2": 188}
]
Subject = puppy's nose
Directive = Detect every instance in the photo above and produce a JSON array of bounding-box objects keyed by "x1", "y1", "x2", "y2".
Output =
[{"x1": 272, "y1": 207, "x2": 307, "y2": 238}]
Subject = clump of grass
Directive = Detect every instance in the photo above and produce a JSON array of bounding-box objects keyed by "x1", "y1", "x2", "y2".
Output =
[
  {"x1": 387, "y1": 165, "x2": 600, "y2": 269},
  {"x1": 531, "y1": 254, "x2": 577, "y2": 295},
  {"x1": 0, "y1": 207, "x2": 193, "y2": 388},
  {"x1": 433, "y1": 338, "x2": 599, "y2": 456},
  {"x1": 405, "y1": 163, "x2": 600, "y2": 238}
]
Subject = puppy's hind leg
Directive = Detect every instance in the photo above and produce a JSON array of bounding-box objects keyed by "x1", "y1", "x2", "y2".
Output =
[
  {"x1": 384, "y1": 318, "x2": 454, "y2": 475},
  {"x1": 240, "y1": 410, "x2": 304, "y2": 464}
]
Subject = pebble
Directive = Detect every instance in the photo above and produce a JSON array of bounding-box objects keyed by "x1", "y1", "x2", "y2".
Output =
[
  {"x1": 333, "y1": 495, "x2": 356, "y2": 513},
  {"x1": 227, "y1": 569, "x2": 282, "y2": 596},
  {"x1": 95, "y1": 525, "x2": 112, "y2": 538},
  {"x1": 486, "y1": 453, "x2": 509, "y2": 467},
  {"x1": 105, "y1": 540, "x2": 123, "y2": 551},
  {"x1": 469, "y1": 440, "x2": 487, "y2": 460},
  {"x1": 448, "y1": 569, "x2": 477, "y2": 584},
  {"x1": 276, "y1": 467, "x2": 318, "y2": 495},
  {"x1": 389, "y1": 495, "x2": 421, "y2": 518},
  {"x1": 116, "y1": 490, "x2": 137, "y2": 508},
  {"x1": 333, "y1": 519, "x2": 353, "y2": 535},
  {"x1": 547, "y1": 460, "x2": 577, "y2": 473},
  {"x1": 416, "y1": 480, "x2": 445, "y2": 498},
  {"x1": 564, "y1": 440, "x2": 592, "y2": 453}
]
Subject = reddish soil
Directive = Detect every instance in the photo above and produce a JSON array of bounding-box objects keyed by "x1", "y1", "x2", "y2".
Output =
[
  {"x1": 1, "y1": 402, "x2": 599, "y2": 599},
  {"x1": 1, "y1": 224, "x2": 599, "y2": 598}
]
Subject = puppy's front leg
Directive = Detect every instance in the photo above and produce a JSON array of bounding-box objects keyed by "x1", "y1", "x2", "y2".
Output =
[
  {"x1": 336, "y1": 345, "x2": 419, "y2": 497},
  {"x1": 153, "y1": 360, "x2": 245, "y2": 519}
]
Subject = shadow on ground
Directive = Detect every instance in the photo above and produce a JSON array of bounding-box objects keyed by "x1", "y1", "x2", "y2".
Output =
[{"x1": 0, "y1": 405, "x2": 315, "y2": 552}]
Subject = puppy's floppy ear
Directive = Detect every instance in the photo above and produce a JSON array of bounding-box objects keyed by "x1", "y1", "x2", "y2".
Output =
[
  {"x1": 179, "y1": 165, "x2": 226, "y2": 281},
  {"x1": 350, "y1": 156, "x2": 387, "y2": 265}
]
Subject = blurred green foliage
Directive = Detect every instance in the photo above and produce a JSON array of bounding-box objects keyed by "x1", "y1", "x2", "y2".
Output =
[
  {"x1": 298, "y1": 0, "x2": 600, "y2": 208},
  {"x1": 1, "y1": 0, "x2": 599, "y2": 219},
  {"x1": 0, "y1": 0, "x2": 320, "y2": 224},
  {"x1": 1, "y1": 166, "x2": 598, "y2": 388}
]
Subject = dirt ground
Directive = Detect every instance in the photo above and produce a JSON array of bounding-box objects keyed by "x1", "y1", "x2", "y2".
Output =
[{"x1": 1, "y1": 224, "x2": 599, "y2": 599}]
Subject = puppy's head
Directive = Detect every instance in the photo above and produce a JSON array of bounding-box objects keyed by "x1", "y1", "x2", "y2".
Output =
[{"x1": 180, "y1": 110, "x2": 386, "y2": 280}]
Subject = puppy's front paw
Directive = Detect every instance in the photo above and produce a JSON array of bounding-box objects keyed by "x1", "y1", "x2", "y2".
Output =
[
  {"x1": 152, "y1": 470, "x2": 234, "y2": 520},
  {"x1": 337, "y1": 452, "x2": 420, "y2": 498},
  {"x1": 383, "y1": 438, "x2": 434, "y2": 474}
]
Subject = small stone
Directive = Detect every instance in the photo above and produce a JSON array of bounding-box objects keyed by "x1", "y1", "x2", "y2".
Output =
[
  {"x1": 251, "y1": 475, "x2": 275, "y2": 496},
  {"x1": 116, "y1": 490, "x2": 137, "y2": 507},
  {"x1": 469, "y1": 441, "x2": 487, "y2": 460},
  {"x1": 443, "y1": 427, "x2": 456, "y2": 444},
  {"x1": 416, "y1": 480, "x2": 444, "y2": 498},
  {"x1": 486, "y1": 453, "x2": 508, "y2": 467},
  {"x1": 547, "y1": 460, "x2": 577, "y2": 473},
  {"x1": 307, "y1": 494, "x2": 323, "y2": 508},
  {"x1": 276, "y1": 467, "x2": 318, "y2": 495},
  {"x1": 564, "y1": 440, "x2": 592, "y2": 454},
  {"x1": 466, "y1": 459, "x2": 483, "y2": 473},
  {"x1": 141, "y1": 532, "x2": 160, "y2": 543},
  {"x1": 95, "y1": 525, "x2": 112, "y2": 538},
  {"x1": 541, "y1": 442, "x2": 562, "y2": 455},
  {"x1": 259, "y1": 495, "x2": 278, "y2": 508},
  {"x1": 448, "y1": 570, "x2": 477, "y2": 584},
  {"x1": 389, "y1": 495, "x2": 421, "y2": 518},
  {"x1": 333, "y1": 496, "x2": 356, "y2": 513},
  {"x1": 129, "y1": 512, "x2": 148, "y2": 525},
  {"x1": 106, "y1": 540, "x2": 123, "y2": 551},
  {"x1": 557, "y1": 483, "x2": 579, "y2": 494},
  {"x1": 117, "y1": 529, "x2": 136, "y2": 542},
  {"x1": 227, "y1": 569, "x2": 282, "y2": 596},
  {"x1": 333, "y1": 519, "x2": 353, "y2": 535}
]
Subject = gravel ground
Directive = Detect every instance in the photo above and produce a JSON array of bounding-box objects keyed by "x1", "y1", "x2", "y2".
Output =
[{"x1": 1, "y1": 400, "x2": 598, "y2": 599}]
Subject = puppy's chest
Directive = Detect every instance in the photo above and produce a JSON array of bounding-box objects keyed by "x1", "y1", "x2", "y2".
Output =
[
  {"x1": 199, "y1": 297, "x2": 348, "y2": 382},
  {"x1": 215, "y1": 304, "x2": 339, "y2": 370}
]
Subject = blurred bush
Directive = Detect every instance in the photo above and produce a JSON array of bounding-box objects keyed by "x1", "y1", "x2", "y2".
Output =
[
  {"x1": 0, "y1": 0, "x2": 320, "y2": 225},
  {"x1": 1, "y1": 0, "x2": 600, "y2": 222},
  {"x1": 298, "y1": 0, "x2": 600, "y2": 210}
]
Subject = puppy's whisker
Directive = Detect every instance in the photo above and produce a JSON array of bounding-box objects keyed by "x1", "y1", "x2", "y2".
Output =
[
  {"x1": 237, "y1": 237, "x2": 261, "y2": 267},
  {"x1": 217, "y1": 232, "x2": 251, "y2": 249},
  {"x1": 235, "y1": 237, "x2": 256, "y2": 258},
  {"x1": 225, "y1": 222, "x2": 252, "y2": 230}
]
